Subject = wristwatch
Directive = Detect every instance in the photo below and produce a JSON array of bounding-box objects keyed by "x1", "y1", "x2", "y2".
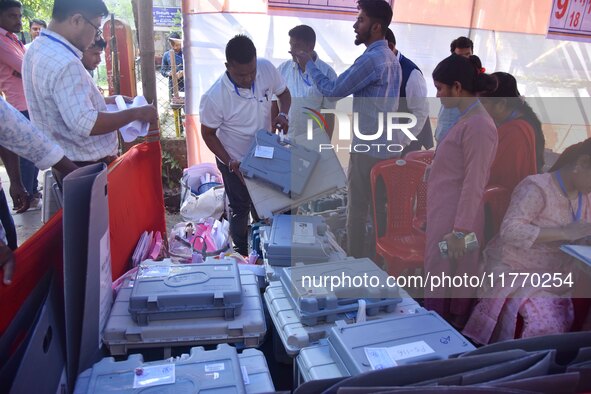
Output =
[{"x1": 278, "y1": 112, "x2": 289, "y2": 121}]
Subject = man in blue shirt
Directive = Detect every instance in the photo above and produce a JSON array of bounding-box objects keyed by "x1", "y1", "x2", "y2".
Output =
[
  {"x1": 292, "y1": 0, "x2": 403, "y2": 258},
  {"x1": 434, "y1": 36, "x2": 474, "y2": 143},
  {"x1": 160, "y1": 32, "x2": 184, "y2": 97}
]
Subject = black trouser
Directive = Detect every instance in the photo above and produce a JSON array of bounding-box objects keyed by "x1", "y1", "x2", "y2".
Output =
[
  {"x1": 216, "y1": 158, "x2": 257, "y2": 256},
  {"x1": 346, "y1": 153, "x2": 388, "y2": 259},
  {"x1": 0, "y1": 190, "x2": 17, "y2": 250}
]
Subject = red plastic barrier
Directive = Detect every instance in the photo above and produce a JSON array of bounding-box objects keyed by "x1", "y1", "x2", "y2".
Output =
[
  {"x1": 0, "y1": 211, "x2": 64, "y2": 334},
  {"x1": 0, "y1": 141, "x2": 166, "y2": 335},
  {"x1": 108, "y1": 141, "x2": 166, "y2": 281}
]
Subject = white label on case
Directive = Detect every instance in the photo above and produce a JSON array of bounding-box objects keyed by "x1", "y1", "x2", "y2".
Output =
[
  {"x1": 364, "y1": 348, "x2": 397, "y2": 370},
  {"x1": 386, "y1": 340, "x2": 435, "y2": 361},
  {"x1": 241, "y1": 365, "x2": 250, "y2": 385},
  {"x1": 139, "y1": 265, "x2": 171, "y2": 278},
  {"x1": 254, "y1": 146, "x2": 274, "y2": 159},
  {"x1": 133, "y1": 364, "x2": 175, "y2": 388},
  {"x1": 204, "y1": 362, "x2": 225, "y2": 372},
  {"x1": 293, "y1": 221, "x2": 316, "y2": 244},
  {"x1": 364, "y1": 341, "x2": 435, "y2": 371}
]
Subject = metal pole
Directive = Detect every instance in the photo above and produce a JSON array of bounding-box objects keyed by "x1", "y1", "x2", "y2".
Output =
[
  {"x1": 467, "y1": 0, "x2": 477, "y2": 39},
  {"x1": 137, "y1": 0, "x2": 158, "y2": 106},
  {"x1": 110, "y1": 14, "x2": 121, "y2": 95}
]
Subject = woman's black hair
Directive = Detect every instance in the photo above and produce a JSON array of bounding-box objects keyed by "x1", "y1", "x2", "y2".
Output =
[
  {"x1": 549, "y1": 138, "x2": 591, "y2": 172},
  {"x1": 483, "y1": 72, "x2": 546, "y2": 172},
  {"x1": 432, "y1": 54, "x2": 497, "y2": 95}
]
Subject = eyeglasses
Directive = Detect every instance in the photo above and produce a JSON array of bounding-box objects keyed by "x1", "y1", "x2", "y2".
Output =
[{"x1": 82, "y1": 15, "x2": 103, "y2": 40}]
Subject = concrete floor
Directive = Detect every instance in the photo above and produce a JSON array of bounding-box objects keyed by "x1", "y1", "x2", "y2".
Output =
[{"x1": 0, "y1": 165, "x2": 44, "y2": 246}]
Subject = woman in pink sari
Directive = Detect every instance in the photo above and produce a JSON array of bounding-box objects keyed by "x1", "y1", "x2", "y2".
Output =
[
  {"x1": 424, "y1": 54, "x2": 498, "y2": 327},
  {"x1": 464, "y1": 139, "x2": 591, "y2": 344}
]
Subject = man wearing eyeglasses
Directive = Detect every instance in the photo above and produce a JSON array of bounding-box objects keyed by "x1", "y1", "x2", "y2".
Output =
[
  {"x1": 0, "y1": 0, "x2": 41, "y2": 212},
  {"x1": 22, "y1": 0, "x2": 158, "y2": 173},
  {"x1": 200, "y1": 35, "x2": 291, "y2": 256}
]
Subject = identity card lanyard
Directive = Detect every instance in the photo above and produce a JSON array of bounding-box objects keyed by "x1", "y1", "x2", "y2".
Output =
[
  {"x1": 226, "y1": 71, "x2": 260, "y2": 100},
  {"x1": 298, "y1": 66, "x2": 312, "y2": 87},
  {"x1": 233, "y1": 81, "x2": 255, "y2": 98},
  {"x1": 232, "y1": 78, "x2": 268, "y2": 103},
  {"x1": 555, "y1": 170, "x2": 583, "y2": 222},
  {"x1": 41, "y1": 32, "x2": 79, "y2": 58}
]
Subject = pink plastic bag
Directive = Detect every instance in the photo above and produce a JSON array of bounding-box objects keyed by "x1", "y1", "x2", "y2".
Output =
[{"x1": 189, "y1": 222, "x2": 217, "y2": 254}]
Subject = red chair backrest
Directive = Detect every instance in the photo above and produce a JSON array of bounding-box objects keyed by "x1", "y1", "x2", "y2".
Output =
[
  {"x1": 404, "y1": 150, "x2": 435, "y2": 165},
  {"x1": 404, "y1": 150, "x2": 434, "y2": 220},
  {"x1": 482, "y1": 185, "x2": 512, "y2": 244},
  {"x1": 370, "y1": 159, "x2": 427, "y2": 239}
]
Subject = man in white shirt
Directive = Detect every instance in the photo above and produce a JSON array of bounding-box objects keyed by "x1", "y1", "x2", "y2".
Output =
[
  {"x1": 0, "y1": 97, "x2": 78, "y2": 284},
  {"x1": 23, "y1": 0, "x2": 158, "y2": 166},
  {"x1": 385, "y1": 28, "x2": 432, "y2": 153},
  {"x1": 24, "y1": 18, "x2": 46, "y2": 49},
  {"x1": 200, "y1": 35, "x2": 291, "y2": 255},
  {"x1": 275, "y1": 25, "x2": 337, "y2": 138}
]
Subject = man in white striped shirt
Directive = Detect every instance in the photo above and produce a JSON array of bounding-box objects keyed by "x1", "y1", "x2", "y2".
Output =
[{"x1": 22, "y1": 0, "x2": 157, "y2": 167}]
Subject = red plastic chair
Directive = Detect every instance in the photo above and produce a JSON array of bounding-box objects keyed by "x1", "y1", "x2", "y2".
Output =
[
  {"x1": 370, "y1": 159, "x2": 427, "y2": 276},
  {"x1": 404, "y1": 150, "x2": 435, "y2": 165},
  {"x1": 404, "y1": 150, "x2": 435, "y2": 233},
  {"x1": 482, "y1": 185, "x2": 512, "y2": 247}
]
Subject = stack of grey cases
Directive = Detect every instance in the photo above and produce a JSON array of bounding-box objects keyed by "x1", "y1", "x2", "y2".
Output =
[
  {"x1": 264, "y1": 280, "x2": 423, "y2": 357},
  {"x1": 74, "y1": 344, "x2": 274, "y2": 393},
  {"x1": 263, "y1": 214, "x2": 334, "y2": 267},
  {"x1": 103, "y1": 260, "x2": 266, "y2": 355},
  {"x1": 296, "y1": 311, "x2": 476, "y2": 383},
  {"x1": 280, "y1": 258, "x2": 402, "y2": 326},
  {"x1": 128, "y1": 260, "x2": 243, "y2": 325},
  {"x1": 239, "y1": 130, "x2": 320, "y2": 198}
]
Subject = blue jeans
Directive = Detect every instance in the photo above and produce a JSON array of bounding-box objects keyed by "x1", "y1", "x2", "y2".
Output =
[{"x1": 19, "y1": 111, "x2": 39, "y2": 196}]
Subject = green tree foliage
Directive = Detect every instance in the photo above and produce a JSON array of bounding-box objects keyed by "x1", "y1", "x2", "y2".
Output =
[
  {"x1": 104, "y1": 0, "x2": 134, "y2": 26},
  {"x1": 20, "y1": 0, "x2": 135, "y2": 25},
  {"x1": 20, "y1": 0, "x2": 53, "y2": 23}
]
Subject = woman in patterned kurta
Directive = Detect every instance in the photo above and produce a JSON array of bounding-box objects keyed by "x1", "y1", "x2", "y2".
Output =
[
  {"x1": 464, "y1": 139, "x2": 591, "y2": 344},
  {"x1": 424, "y1": 54, "x2": 498, "y2": 327}
]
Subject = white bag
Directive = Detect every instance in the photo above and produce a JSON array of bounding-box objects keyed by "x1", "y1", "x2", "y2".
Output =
[
  {"x1": 180, "y1": 163, "x2": 226, "y2": 221},
  {"x1": 180, "y1": 184, "x2": 226, "y2": 221}
]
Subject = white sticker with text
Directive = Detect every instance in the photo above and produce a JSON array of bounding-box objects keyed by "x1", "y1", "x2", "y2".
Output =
[
  {"x1": 133, "y1": 364, "x2": 175, "y2": 389},
  {"x1": 254, "y1": 146, "x2": 274, "y2": 159}
]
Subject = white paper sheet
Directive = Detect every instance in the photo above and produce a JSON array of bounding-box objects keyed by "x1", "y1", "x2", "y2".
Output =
[{"x1": 106, "y1": 95, "x2": 150, "y2": 142}]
